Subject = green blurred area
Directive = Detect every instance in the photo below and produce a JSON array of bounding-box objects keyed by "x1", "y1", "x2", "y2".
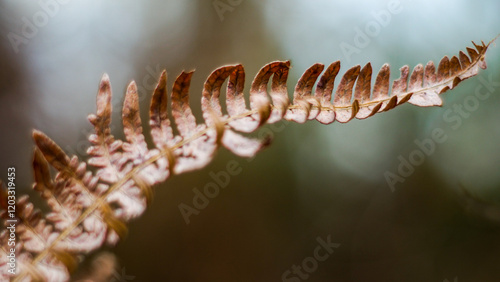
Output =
[{"x1": 1, "y1": 0, "x2": 500, "y2": 281}]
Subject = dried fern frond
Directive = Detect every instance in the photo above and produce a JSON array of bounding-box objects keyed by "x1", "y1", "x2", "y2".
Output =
[{"x1": 0, "y1": 39, "x2": 495, "y2": 281}]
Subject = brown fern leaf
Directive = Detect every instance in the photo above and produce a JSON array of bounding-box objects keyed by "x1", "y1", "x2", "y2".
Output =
[
  {"x1": 2, "y1": 39, "x2": 495, "y2": 281},
  {"x1": 0, "y1": 181, "x2": 72, "y2": 281}
]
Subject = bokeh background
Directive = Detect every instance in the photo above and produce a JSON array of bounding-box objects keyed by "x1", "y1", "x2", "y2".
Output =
[{"x1": 1, "y1": 0, "x2": 500, "y2": 281}]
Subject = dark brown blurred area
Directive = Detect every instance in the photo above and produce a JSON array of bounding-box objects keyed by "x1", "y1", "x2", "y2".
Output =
[
  {"x1": 0, "y1": 2, "x2": 36, "y2": 191},
  {"x1": 1, "y1": 1, "x2": 500, "y2": 281}
]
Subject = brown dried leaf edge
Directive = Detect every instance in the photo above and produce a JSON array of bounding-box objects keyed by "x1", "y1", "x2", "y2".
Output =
[{"x1": 0, "y1": 39, "x2": 495, "y2": 281}]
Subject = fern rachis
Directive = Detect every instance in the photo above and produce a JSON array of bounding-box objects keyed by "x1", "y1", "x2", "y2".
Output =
[{"x1": 0, "y1": 38, "x2": 496, "y2": 281}]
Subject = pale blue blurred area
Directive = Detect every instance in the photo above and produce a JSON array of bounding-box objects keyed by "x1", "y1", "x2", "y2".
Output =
[
  {"x1": 259, "y1": 0, "x2": 500, "y2": 196},
  {"x1": 6, "y1": 0, "x2": 197, "y2": 137},
  {"x1": 1, "y1": 1, "x2": 500, "y2": 281}
]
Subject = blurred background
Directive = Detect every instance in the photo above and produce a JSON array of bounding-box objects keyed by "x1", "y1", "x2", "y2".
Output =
[{"x1": 1, "y1": 0, "x2": 500, "y2": 281}]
